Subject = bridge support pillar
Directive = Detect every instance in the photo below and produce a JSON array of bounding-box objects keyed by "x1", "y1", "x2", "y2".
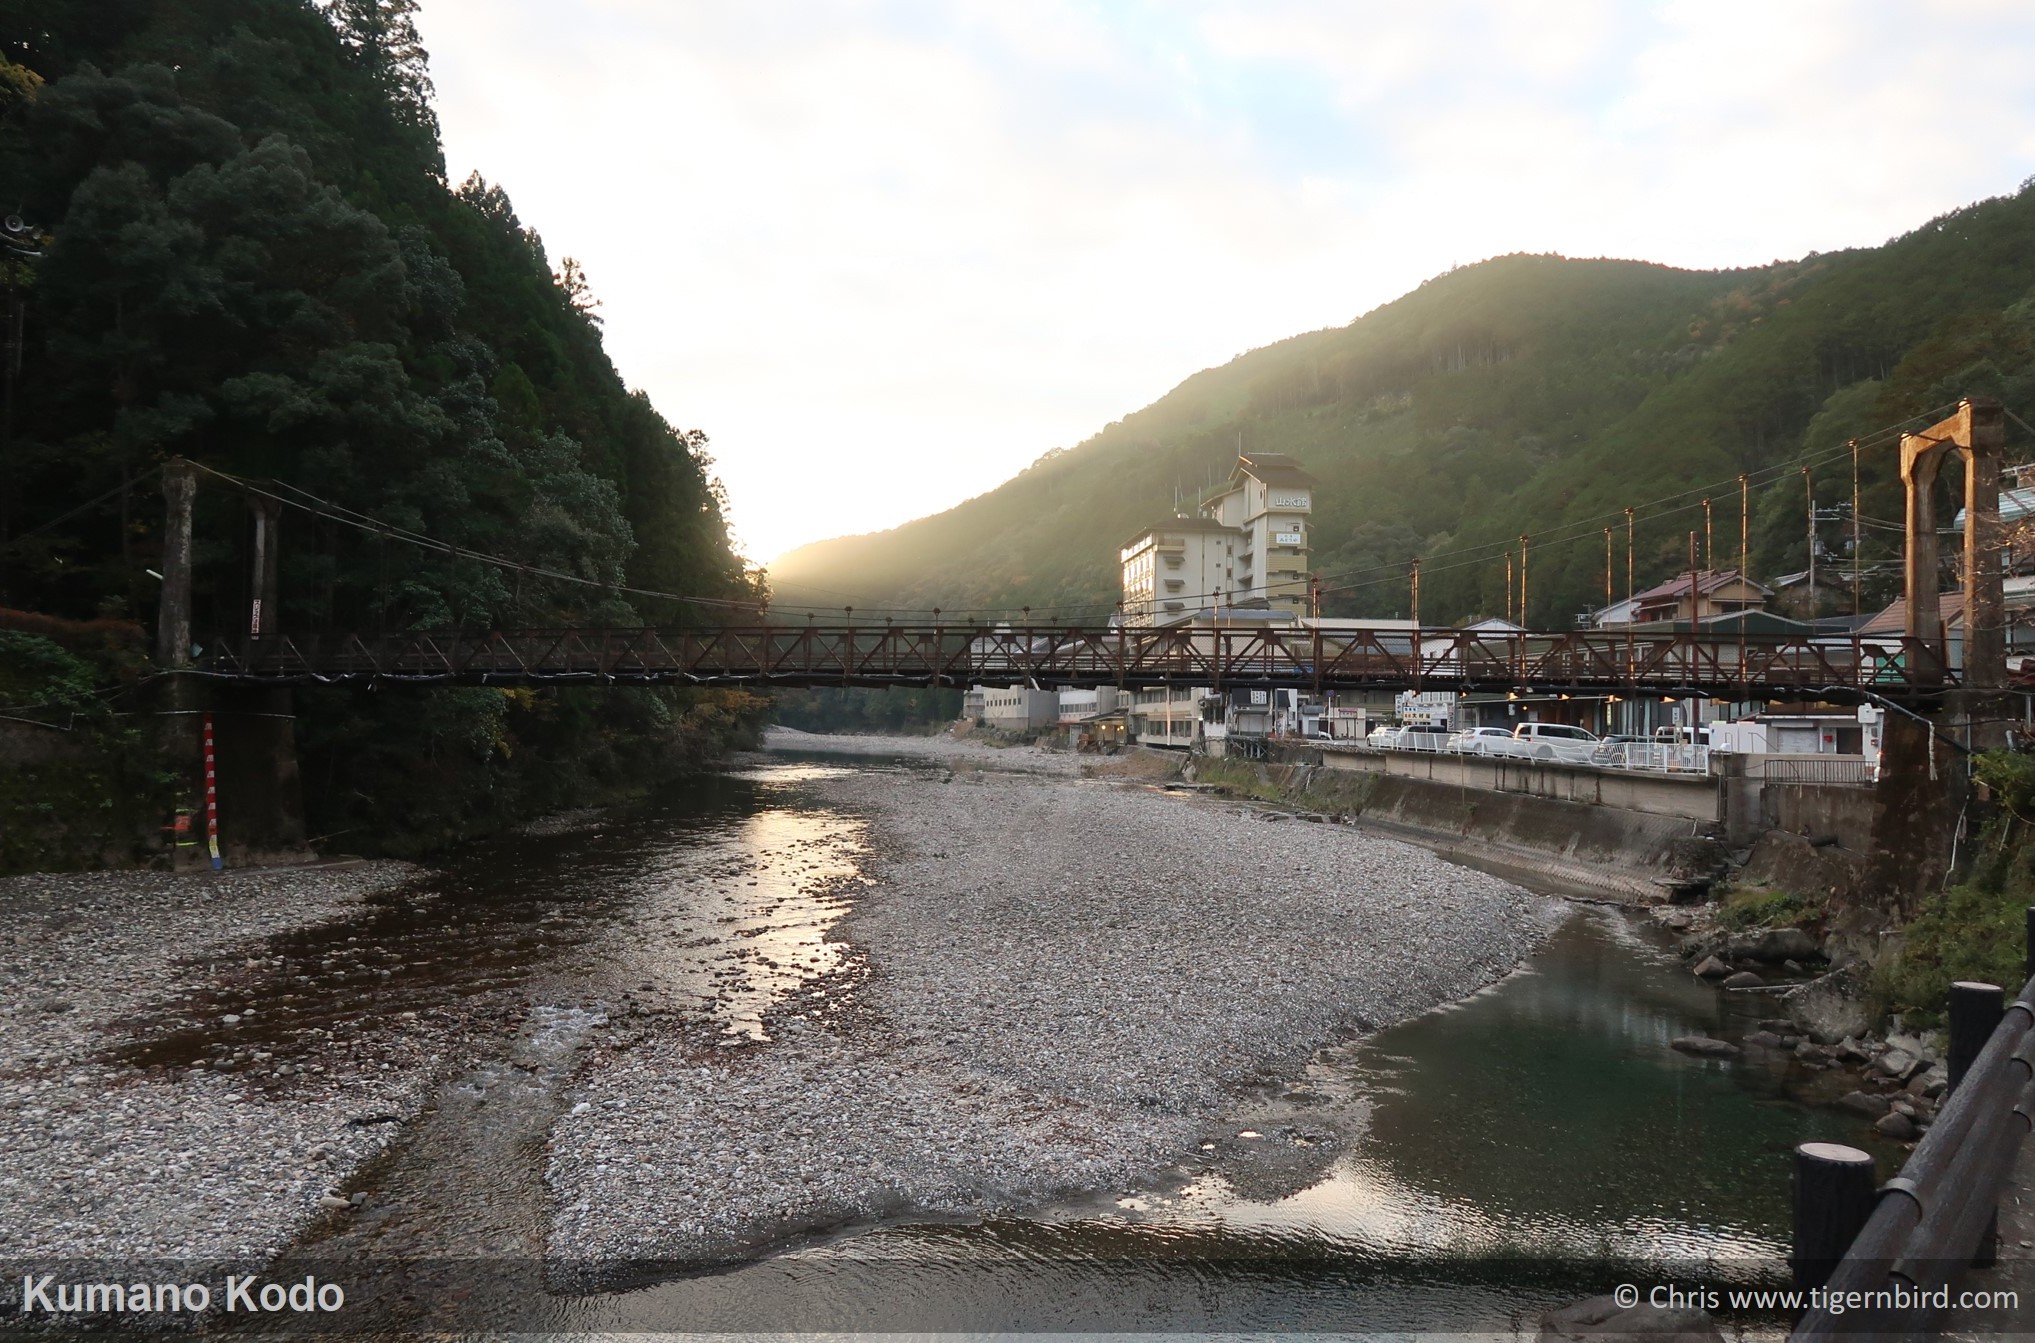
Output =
[{"x1": 1864, "y1": 710, "x2": 1967, "y2": 919}]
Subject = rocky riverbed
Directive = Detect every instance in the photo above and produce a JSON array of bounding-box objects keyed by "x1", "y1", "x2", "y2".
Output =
[
  {"x1": 546, "y1": 765, "x2": 1559, "y2": 1264},
  {"x1": 0, "y1": 862, "x2": 450, "y2": 1259}
]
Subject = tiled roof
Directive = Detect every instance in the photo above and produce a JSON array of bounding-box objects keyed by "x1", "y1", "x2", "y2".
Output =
[
  {"x1": 1631, "y1": 568, "x2": 1772, "y2": 603},
  {"x1": 1859, "y1": 592, "x2": 1965, "y2": 636}
]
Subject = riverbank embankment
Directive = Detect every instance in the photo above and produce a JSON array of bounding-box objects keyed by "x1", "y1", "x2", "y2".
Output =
[
  {"x1": 0, "y1": 862, "x2": 456, "y2": 1259},
  {"x1": 1188, "y1": 754, "x2": 1730, "y2": 902},
  {"x1": 546, "y1": 759, "x2": 1560, "y2": 1264}
]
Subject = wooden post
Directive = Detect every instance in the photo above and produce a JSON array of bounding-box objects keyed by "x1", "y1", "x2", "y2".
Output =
[
  {"x1": 249, "y1": 493, "x2": 281, "y2": 640},
  {"x1": 1792, "y1": 1142, "x2": 1876, "y2": 1290},
  {"x1": 1948, "y1": 981, "x2": 2005, "y2": 1092},
  {"x1": 157, "y1": 459, "x2": 196, "y2": 668}
]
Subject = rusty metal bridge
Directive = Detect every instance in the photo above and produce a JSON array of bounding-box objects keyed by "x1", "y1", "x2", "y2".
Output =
[{"x1": 192, "y1": 622, "x2": 1959, "y2": 699}]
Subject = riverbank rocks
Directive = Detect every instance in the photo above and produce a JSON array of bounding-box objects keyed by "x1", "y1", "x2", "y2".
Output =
[
  {"x1": 1670, "y1": 1036, "x2": 1741, "y2": 1058},
  {"x1": 1784, "y1": 963, "x2": 1875, "y2": 1045},
  {"x1": 1692, "y1": 956, "x2": 1730, "y2": 979},
  {"x1": 1721, "y1": 971, "x2": 1765, "y2": 990}
]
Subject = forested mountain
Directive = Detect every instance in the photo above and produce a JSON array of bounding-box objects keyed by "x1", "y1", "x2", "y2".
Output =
[
  {"x1": 771, "y1": 185, "x2": 2035, "y2": 627},
  {"x1": 0, "y1": 0, "x2": 761, "y2": 861}
]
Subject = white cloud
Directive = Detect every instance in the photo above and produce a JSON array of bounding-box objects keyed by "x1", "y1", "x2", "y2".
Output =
[{"x1": 414, "y1": 0, "x2": 2035, "y2": 563}]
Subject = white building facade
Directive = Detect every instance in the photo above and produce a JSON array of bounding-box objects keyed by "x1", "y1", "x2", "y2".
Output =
[{"x1": 1120, "y1": 454, "x2": 1314, "y2": 626}]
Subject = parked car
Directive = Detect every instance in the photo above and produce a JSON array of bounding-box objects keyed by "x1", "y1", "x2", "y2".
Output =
[
  {"x1": 1449, "y1": 726, "x2": 1517, "y2": 756},
  {"x1": 1398, "y1": 723, "x2": 1454, "y2": 753},
  {"x1": 1510, "y1": 722, "x2": 1600, "y2": 763},
  {"x1": 1589, "y1": 733, "x2": 1646, "y2": 765}
]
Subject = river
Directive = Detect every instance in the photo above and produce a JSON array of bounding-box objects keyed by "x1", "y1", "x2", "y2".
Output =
[{"x1": 110, "y1": 755, "x2": 1893, "y2": 1335}]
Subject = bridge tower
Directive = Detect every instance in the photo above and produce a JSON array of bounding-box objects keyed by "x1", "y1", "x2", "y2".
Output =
[{"x1": 154, "y1": 460, "x2": 307, "y2": 865}]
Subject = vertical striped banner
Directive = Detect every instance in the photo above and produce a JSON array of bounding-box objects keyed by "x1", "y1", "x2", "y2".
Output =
[{"x1": 202, "y1": 711, "x2": 223, "y2": 871}]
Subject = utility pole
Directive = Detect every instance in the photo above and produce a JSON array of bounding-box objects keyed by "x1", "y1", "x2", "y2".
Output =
[
  {"x1": 1739, "y1": 473, "x2": 1751, "y2": 693},
  {"x1": 1703, "y1": 499, "x2": 1714, "y2": 572},
  {"x1": 1624, "y1": 507, "x2": 1636, "y2": 605},
  {"x1": 1409, "y1": 557, "x2": 1420, "y2": 629},
  {"x1": 1519, "y1": 534, "x2": 1530, "y2": 628},
  {"x1": 1850, "y1": 439, "x2": 1862, "y2": 615},
  {"x1": 1803, "y1": 464, "x2": 1817, "y2": 619},
  {"x1": 1687, "y1": 530, "x2": 1698, "y2": 578},
  {"x1": 1504, "y1": 553, "x2": 1514, "y2": 625},
  {"x1": 1603, "y1": 527, "x2": 1614, "y2": 614}
]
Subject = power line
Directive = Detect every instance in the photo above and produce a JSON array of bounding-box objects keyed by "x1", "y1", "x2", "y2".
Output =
[{"x1": 186, "y1": 463, "x2": 762, "y2": 613}]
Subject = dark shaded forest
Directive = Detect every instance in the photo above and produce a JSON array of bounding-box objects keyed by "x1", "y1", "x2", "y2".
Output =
[
  {"x1": 773, "y1": 184, "x2": 2035, "y2": 628},
  {"x1": 0, "y1": 0, "x2": 764, "y2": 864}
]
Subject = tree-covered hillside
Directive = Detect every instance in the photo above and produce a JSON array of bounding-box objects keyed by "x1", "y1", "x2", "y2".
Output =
[
  {"x1": 772, "y1": 186, "x2": 2035, "y2": 627},
  {"x1": 0, "y1": 0, "x2": 762, "y2": 859}
]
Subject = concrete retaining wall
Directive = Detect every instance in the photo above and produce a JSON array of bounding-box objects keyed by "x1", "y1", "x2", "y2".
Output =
[
  {"x1": 1759, "y1": 782, "x2": 1877, "y2": 855},
  {"x1": 1313, "y1": 746, "x2": 1719, "y2": 821}
]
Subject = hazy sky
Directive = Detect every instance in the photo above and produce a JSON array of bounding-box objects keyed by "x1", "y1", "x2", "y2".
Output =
[{"x1": 414, "y1": 1, "x2": 2035, "y2": 564}]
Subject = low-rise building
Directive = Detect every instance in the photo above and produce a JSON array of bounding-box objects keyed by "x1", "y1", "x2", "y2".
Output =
[{"x1": 978, "y1": 686, "x2": 1057, "y2": 734}]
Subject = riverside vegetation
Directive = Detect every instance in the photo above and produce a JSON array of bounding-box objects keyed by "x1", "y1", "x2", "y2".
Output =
[{"x1": 0, "y1": 2, "x2": 765, "y2": 866}]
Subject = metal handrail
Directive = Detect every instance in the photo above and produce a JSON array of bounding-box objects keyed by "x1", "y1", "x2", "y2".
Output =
[{"x1": 1792, "y1": 941, "x2": 2035, "y2": 1340}]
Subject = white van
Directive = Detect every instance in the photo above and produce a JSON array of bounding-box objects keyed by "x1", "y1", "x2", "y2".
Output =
[{"x1": 1510, "y1": 722, "x2": 1599, "y2": 763}]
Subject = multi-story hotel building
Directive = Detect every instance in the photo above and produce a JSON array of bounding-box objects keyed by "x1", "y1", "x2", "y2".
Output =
[{"x1": 1119, "y1": 453, "x2": 1314, "y2": 626}]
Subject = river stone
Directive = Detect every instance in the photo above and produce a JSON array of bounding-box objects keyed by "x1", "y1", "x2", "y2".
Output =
[
  {"x1": 1874, "y1": 1048, "x2": 1920, "y2": 1081},
  {"x1": 1784, "y1": 964, "x2": 1874, "y2": 1044},
  {"x1": 1721, "y1": 970, "x2": 1765, "y2": 989},
  {"x1": 1836, "y1": 1091, "x2": 1891, "y2": 1118},
  {"x1": 1541, "y1": 1295, "x2": 1723, "y2": 1343},
  {"x1": 1743, "y1": 1030, "x2": 1785, "y2": 1049},
  {"x1": 1692, "y1": 956, "x2": 1731, "y2": 979},
  {"x1": 1670, "y1": 1036, "x2": 1741, "y2": 1058},
  {"x1": 1750, "y1": 927, "x2": 1831, "y2": 960},
  {"x1": 1874, "y1": 1111, "x2": 1918, "y2": 1141}
]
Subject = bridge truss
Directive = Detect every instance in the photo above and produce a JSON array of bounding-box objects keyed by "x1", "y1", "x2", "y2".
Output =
[{"x1": 194, "y1": 623, "x2": 1959, "y2": 701}]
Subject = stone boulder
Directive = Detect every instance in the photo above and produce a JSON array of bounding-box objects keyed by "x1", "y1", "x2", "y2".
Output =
[
  {"x1": 1729, "y1": 927, "x2": 1824, "y2": 963},
  {"x1": 1836, "y1": 1091, "x2": 1891, "y2": 1118},
  {"x1": 1670, "y1": 1036, "x2": 1742, "y2": 1058},
  {"x1": 1874, "y1": 1111, "x2": 1918, "y2": 1141},
  {"x1": 1722, "y1": 970, "x2": 1766, "y2": 989},
  {"x1": 1784, "y1": 963, "x2": 1875, "y2": 1045},
  {"x1": 1692, "y1": 955, "x2": 1731, "y2": 979}
]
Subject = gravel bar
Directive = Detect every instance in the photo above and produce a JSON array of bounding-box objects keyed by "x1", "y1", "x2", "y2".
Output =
[
  {"x1": 0, "y1": 862, "x2": 448, "y2": 1259},
  {"x1": 547, "y1": 767, "x2": 1559, "y2": 1262},
  {"x1": 763, "y1": 725, "x2": 1086, "y2": 775}
]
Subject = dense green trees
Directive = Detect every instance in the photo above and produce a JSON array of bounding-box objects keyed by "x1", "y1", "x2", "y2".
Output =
[
  {"x1": 0, "y1": 1, "x2": 762, "y2": 858},
  {"x1": 773, "y1": 191, "x2": 2035, "y2": 629}
]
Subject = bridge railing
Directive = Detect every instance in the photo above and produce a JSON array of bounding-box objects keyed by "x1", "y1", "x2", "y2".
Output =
[
  {"x1": 1790, "y1": 911, "x2": 2035, "y2": 1339},
  {"x1": 195, "y1": 624, "x2": 1962, "y2": 696}
]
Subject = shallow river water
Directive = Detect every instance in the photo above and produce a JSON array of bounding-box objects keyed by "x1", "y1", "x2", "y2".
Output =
[{"x1": 115, "y1": 758, "x2": 1894, "y2": 1336}]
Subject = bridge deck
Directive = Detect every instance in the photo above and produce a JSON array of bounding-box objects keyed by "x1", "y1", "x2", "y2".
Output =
[{"x1": 191, "y1": 624, "x2": 1958, "y2": 699}]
